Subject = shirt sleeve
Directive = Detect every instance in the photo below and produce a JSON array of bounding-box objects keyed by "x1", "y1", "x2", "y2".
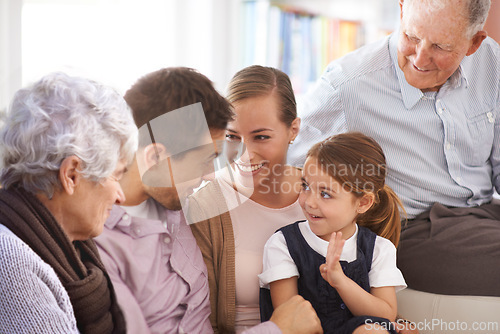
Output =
[
  {"x1": 96, "y1": 237, "x2": 152, "y2": 334},
  {"x1": 259, "y1": 231, "x2": 299, "y2": 289},
  {"x1": 0, "y1": 233, "x2": 79, "y2": 334},
  {"x1": 369, "y1": 236, "x2": 407, "y2": 293},
  {"x1": 287, "y1": 65, "x2": 347, "y2": 167},
  {"x1": 242, "y1": 321, "x2": 282, "y2": 334}
]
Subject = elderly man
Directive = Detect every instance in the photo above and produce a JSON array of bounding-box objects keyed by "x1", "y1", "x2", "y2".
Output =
[{"x1": 289, "y1": 0, "x2": 499, "y2": 300}]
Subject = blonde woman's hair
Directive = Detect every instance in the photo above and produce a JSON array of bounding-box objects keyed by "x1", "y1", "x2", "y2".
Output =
[{"x1": 227, "y1": 65, "x2": 297, "y2": 127}]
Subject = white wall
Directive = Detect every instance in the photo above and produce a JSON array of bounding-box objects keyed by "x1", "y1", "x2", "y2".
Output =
[
  {"x1": 21, "y1": 0, "x2": 178, "y2": 94},
  {"x1": 169, "y1": 0, "x2": 241, "y2": 93},
  {"x1": 0, "y1": 0, "x2": 22, "y2": 112},
  {"x1": 1, "y1": 0, "x2": 241, "y2": 103}
]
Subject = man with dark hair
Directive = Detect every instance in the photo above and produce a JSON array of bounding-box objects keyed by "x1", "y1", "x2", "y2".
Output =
[
  {"x1": 96, "y1": 67, "x2": 322, "y2": 334},
  {"x1": 126, "y1": 67, "x2": 232, "y2": 131}
]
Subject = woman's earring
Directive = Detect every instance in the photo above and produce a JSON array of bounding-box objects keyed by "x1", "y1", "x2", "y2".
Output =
[{"x1": 289, "y1": 140, "x2": 294, "y2": 145}]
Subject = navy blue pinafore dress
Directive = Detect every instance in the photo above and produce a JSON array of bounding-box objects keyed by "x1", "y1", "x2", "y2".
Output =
[{"x1": 260, "y1": 221, "x2": 396, "y2": 334}]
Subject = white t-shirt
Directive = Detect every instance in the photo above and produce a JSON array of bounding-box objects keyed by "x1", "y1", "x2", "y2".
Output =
[{"x1": 259, "y1": 222, "x2": 407, "y2": 292}]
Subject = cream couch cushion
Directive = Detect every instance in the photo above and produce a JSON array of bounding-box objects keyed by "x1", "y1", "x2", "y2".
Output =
[{"x1": 397, "y1": 288, "x2": 500, "y2": 334}]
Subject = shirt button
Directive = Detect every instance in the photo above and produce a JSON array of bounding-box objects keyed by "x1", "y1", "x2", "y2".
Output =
[
  {"x1": 487, "y1": 112, "x2": 495, "y2": 123},
  {"x1": 437, "y1": 109, "x2": 443, "y2": 114},
  {"x1": 122, "y1": 214, "x2": 129, "y2": 220},
  {"x1": 163, "y1": 236, "x2": 171, "y2": 244},
  {"x1": 446, "y1": 142, "x2": 451, "y2": 150},
  {"x1": 456, "y1": 177, "x2": 462, "y2": 182}
]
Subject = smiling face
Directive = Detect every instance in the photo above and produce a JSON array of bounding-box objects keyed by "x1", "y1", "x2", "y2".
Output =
[
  {"x1": 225, "y1": 93, "x2": 298, "y2": 191},
  {"x1": 299, "y1": 157, "x2": 366, "y2": 241},
  {"x1": 397, "y1": 0, "x2": 484, "y2": 92}
]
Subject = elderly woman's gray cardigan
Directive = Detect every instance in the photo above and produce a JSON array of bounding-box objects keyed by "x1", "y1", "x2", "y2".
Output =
[{"x1": 0, "y1": 224, "x2": 79, "y2": 333}]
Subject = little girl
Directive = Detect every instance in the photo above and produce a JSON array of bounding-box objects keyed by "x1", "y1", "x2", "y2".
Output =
[{"x1": 259, "y1": 132, "x2": 407, "y2": 333}]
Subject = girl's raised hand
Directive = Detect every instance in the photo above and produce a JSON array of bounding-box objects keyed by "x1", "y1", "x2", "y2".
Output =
[{"x1": 319, "y1": 231, "x2": 347, "y2": 288}]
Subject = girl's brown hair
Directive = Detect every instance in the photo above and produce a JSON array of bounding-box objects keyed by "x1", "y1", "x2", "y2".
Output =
[
  {"x1": 226, "y1": 65, "x2": 297, "y2": 127},
  {"x1": 306, "y1": 132, "x2": 406, "y2": 247}
]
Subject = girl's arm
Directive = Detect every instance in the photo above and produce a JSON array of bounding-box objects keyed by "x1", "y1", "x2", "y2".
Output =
[
  {"x1": 269, "y1": 276, "x2": 299, "y2": 308},
  {"x1": 331, "y1": 277, "x2": 397, "y2": 321},
  {"x1": 260, "y1": 231, "x2": 301, "y2": 310},
  {"x1": 320, "y1": 232, "x2": 398, "y2": 321}
]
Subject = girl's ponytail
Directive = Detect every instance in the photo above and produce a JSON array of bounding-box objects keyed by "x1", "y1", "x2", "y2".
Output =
[{"x1": 357, "y1": 184, "x2": 406, "y2": 247}]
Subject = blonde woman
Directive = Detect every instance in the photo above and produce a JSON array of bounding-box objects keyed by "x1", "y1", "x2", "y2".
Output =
[{"x1": 190, "y1": 65, "x2": 304, "y2": 333}]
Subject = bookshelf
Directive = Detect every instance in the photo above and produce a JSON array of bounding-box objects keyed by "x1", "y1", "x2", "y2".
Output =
[{"x1": 239, "y1": 0, "x2": 400, "y2": 94}]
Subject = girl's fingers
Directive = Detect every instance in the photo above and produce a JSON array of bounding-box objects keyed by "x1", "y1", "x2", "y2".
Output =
[{"x1": 326, "y1": 232, "x2": 345, "y2": 270}]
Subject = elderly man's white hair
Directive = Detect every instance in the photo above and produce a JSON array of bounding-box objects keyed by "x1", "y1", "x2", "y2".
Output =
[
  {"x1": 0, "y1": 72, "x2": 138, "y2": 198},
  {"x1": 402, "y1": 0, "x2": 491, "y2": 39}
]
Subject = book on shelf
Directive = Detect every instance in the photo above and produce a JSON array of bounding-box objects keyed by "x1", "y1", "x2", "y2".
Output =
[{"x1": 241, "y1": 1, "x2": 378, "y2": 94}]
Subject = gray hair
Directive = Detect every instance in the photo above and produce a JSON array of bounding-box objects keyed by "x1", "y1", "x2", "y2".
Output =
[
  {"x1": 466, "y1": 0, "x2": 491, "y2": 38},
  {"x1": 403, "y1": 0, "x2": 491, "y2": 38},
  {"x1": 0, "y1": 72, "x2": 138, "y2": 198}
]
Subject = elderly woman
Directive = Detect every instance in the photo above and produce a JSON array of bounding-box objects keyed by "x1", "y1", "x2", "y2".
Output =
[{"x1": 0, "y1": 72, "x2": 138, "y2": 333}]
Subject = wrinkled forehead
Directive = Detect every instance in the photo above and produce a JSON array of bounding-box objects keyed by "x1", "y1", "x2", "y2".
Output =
[
  {"x1": 402, "y1": 0, "x2": 469, "y2": 26},
  {"x1": 401, "y1": 0, "x2": 469, "y2": 41}
]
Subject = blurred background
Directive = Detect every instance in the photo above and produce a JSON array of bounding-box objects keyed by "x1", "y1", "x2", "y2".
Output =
[{"x1": 1, "y1": 0, "x2": 499, "y2": 113}]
